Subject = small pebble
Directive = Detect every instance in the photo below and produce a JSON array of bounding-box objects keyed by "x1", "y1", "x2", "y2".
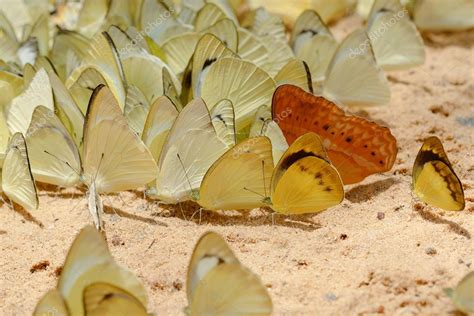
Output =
[
  {"x1": 377, "y1": 212, "x2": 385, "y2": 220},
  {"x1": 425, "y1": 247, "x2": 437, "y2": 255},
  {"x1": 324, "y1": 293, "x2": 337, "y2": 302}
]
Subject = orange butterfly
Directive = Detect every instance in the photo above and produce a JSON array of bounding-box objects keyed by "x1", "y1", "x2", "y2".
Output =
[{"x1": 272, "y1": 84, "x2": 397, "y2": 184}]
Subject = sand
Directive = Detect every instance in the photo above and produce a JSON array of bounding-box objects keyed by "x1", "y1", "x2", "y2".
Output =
[{"x1": 1, "y1": 15, "x2": 473, "y2": 316}]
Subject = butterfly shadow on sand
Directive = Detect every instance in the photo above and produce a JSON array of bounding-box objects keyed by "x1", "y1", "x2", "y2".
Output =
[
  {"x1": 152, "y1": 200, "x2": 322, "y2": 232},
  {"x1": 345, "y1": 178, "x2": 400, "y2": 203}
]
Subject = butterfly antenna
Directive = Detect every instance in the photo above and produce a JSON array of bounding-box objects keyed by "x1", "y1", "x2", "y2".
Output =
[
  {"x1": 93, "y1": 153, "x2": 105, "y2": 185},
  {"x1": 262, "y1": 160, "x2": 267, "y2": 198},
  {"x1": 44, "y1": 150, "x2": 81, "y2": 176},
  {"x1": 243, "y1": 187, "x2": 266, "y2": 198},
  {"x1": 177, "y1": 153, "x2": 194, "y2": 196}
]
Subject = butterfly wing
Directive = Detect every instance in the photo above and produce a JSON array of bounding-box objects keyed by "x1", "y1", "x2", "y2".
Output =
[
  {"x1": 188, "y1": 263, "x2": 272, "y2": 316},
  {"x1": 189, "y1": 34, "x2": 236, "y2": 100},
  {"x1": 48, "y1": 71, "x2": 84, "y2": 148},
  {"x1": 0, "y1": 108, "x2": 10, "y2": 165},
  {"x1": 198, "y1": 57, "x2": 275, "y2": 135},
  {"x1": 186, "y1": 232, "x2": 239, "y2": 302},
  {"x1": 323, "y1": 29, "x2": 390, "y2": 107},
  {"x1": 448, "y1": 271, "x2": 474, "y2": 313},
  {"x1": 83, "y1": 283, "x2": 148, "y2": 316},
  {"x1": 142, "y1": 96, "x2": 179, "y2": 163},
  {"x1": 274, "y1": 59, "x2": 313, "y2": 93},
  {"x1": 412, "y1": 137, "x2": 464, "y2": 211},
  {"x1": 163, "y1": 32, "x2": 201, "y2": 77},
  {"x1": 155, "y1": 98, "x2": 228, "y2": 203},
  {"x1": 271, "y1": 132, "x2": 329, "y2": 191},
  {"x1": 368, "y1": 10, "x2": 425, "y2": 70},
  {"x1": 6, "y1": 68, "x2": 54, "y2": 134},
  {"x1": 413, "y1": 0, "x2": 474, "y2": 31},
  {"x1": 26, "y1": 106, "x2": 81, "y2": 187},
  {"x1": 273, "y1": 85, "x2": 397, "y2": 184},
  {"x1": 412, "y1": 136, "x2": 452, "y2": 182},
  {"x1": 58, "y1": 226, "x2": 148, "y2": 315},
  {"x1": 210, "y1": 99, "x2": 236, "y2": 147},
  {"x1": 124, "y1": 85, "x2": 150, "y2": 136},
  {"x1": 198, "y1": 137, "x2": 274, "y2": 210},
  {"x1": 2, "y1": 133, "x2": 38, "y2": 210},
  {"x1": 271, "y1": 156, "x2": 344, "y2": 215},
  {"x1": 33, "y1": 289, "x2": 69, "y2": 316},
  {"x1": 296, "y1": 35, "x2": 338, "y2": 83}
]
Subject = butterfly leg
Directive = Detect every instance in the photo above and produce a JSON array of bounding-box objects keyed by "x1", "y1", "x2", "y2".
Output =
[{"x1": 178, "y1": 202, "x2": 187, "y2": 221}]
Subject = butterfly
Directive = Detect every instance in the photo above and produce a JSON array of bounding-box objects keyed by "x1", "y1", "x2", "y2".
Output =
[
  {"x1": 149, "y1": 97, "x2": 230, "y2": 203},
  {"x1": 290, "y1": 10, "x2": 338, "y2": 83},
  {"x1": 274, "y1": 58, "x2": 313, "y2": 93},
  {"x1": 1, "y1": 132, "x2": 38, "y2": 211},
  {"x1": 246, "y1": 0, "x2": 355, "y2": 24},
  {"x1": 141, "y1": 95, "x2": 180, "y2": 164},
  {"x1": 33, "y1": 226, "x2": 148, "y2": 315},
  {"x1": 320, "y1": 29, "x2": 390, "y2": 107},
  {"x1": 444, "y1": 271, "x2": 474, "y2": 314},
  {"x1": 185, "y1": 231, "x2": 272, "y2": 315},
  {"x1": 199, "y1": 132, "x2": 344, "y2": 214},
  {"x1": 163, "y1": 17, "x2": 238, "y2": 77},
  {"x1": 272, "y1": 84, "x2": 398, "y2": 184},
  {"x1": 249, "y1": 105, "x2": 289, "y2": 164},
  {"x1": 197, "y1": 56, "x2": 276, "y2": 137},
  {"x1": 412, "y1": 136, "x2": 465, "y2": 211},
  {"x1": 65, "y1": 31, "x2": 126, "y2": 112},
  {"x1": 25, "y1": 85, "x2": 157, "y2": 229},
  {"x1": 6, "y1": 68, "x2": 54, "y2": 135},
  {"x1": 366, "y1": 0, "x2": 425, "y2": 71},
  {"x1": 182, "y1": 33, "x2": 237, "y2": 104},
  {"x1": 0, "y1": 11, "x2": 48, "y2": 67},
  {"x1": 411, "y1": 0, "x2": 474, "y2": 31}
]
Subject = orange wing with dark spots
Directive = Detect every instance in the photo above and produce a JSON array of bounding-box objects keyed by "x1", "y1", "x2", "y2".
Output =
[{"x1": 272, "y1": 84, "x2": 397, "y2": 184}]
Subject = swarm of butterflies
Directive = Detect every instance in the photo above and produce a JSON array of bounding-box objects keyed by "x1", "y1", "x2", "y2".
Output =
[
  {"x1": 0, "y1": 0, "x2": 468, "y2": 230},
  {"x1": 33, "y1": 226, "x2": 474, "y2": 315},
  {"x1": 0, "y1": 0, "x2": 472, "y2": 314}
]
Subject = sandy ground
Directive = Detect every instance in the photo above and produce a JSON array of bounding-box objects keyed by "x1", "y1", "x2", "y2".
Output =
[{"x1": 1, "y1": 15, "x2": 473, "y2": 316}]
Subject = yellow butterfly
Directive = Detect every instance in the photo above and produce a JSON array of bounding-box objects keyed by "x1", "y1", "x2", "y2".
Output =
[
  {"x1": 199, "y1": 132, "x2": 344, "y2": 215},
  {"x1": 247, "y1": 0, "x2": 355, "y2": 24},
  {"x1": 163, "y1": 17, "x2": 238, "y2": 77},
  {"x1": 25, "y1": 85, "x2": 156, "y2": 229},
  {"x1": 150, "y1": 98, "x2": 229, "y2": 203},
  {"x1": 197, "y1": 56, "x2": 276, "y2": 137},
  {"x1": 411, "y1": 0, "x2": 474, "y2": 31},
  {"x1": 185, "y1": 231, "x2": 272, "y2": 315},
  {"x1": 412, "y1": 136, "x2": 465, "y2": 211},
  {"x1": 444, "y1": 271, "x2": 474, "y2": 314},
  {"x1": 65, "y1": 32, "x2": 126, "y2": 112},
  {"x1": 367, "y1": 0, "x2": 425, "y2": 71},
  {"x1": 290, "y1": 10, "x2": 338, "y2": 83},
  {"x1": 34, "y1": 226, "x2": 148, "y2": 315},
  {"x1": 1, "y1": 132, "x2": 38, "y2": 211},
  {"x1": 274, "y1": 58, "x2": 313, "y2": 93},
  {"x1": 185, "y1": 34, "x2": 236, "y2": 102},
  {"x1": 321, "y1": 29, "x2": 390, "y2": 107},
  {"x1": 6, "y1": 68, "x2": 54, "y2": 135}
]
